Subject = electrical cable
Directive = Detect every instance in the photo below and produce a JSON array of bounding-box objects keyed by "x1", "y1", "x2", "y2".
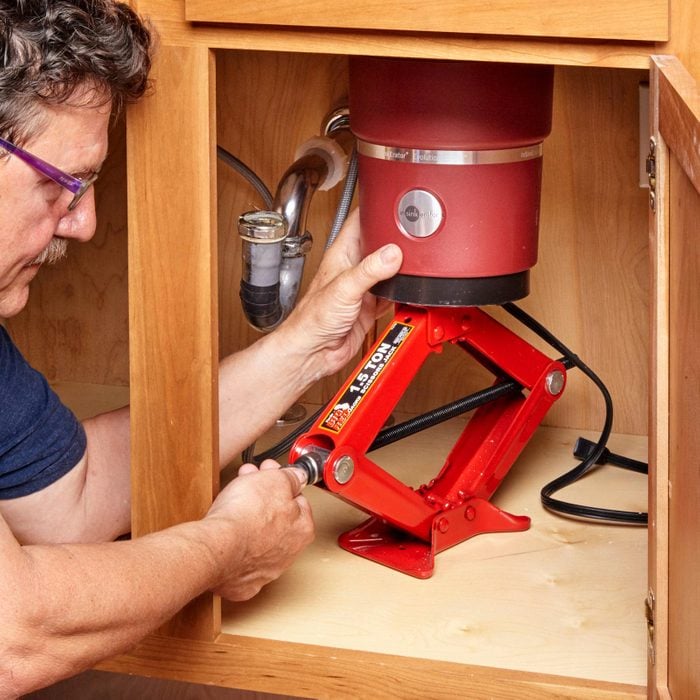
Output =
[
  {"x1": 217, "y1": 145, "x2": 274, "y2": 208},
  {"x1": 217, "y1": 143, "x2": 274, "y2": 465},
  {"x1": 502, "y1": 302, "x2": 648, "y2": 525},
  {"x1": 219, "y1": 138, "x2": 355, "y2": 466},
  {"x1": 573, "y1": 436, "x2": 648, "y2": 474},
  {"x1": 252, "y1": 406, "x2": 325, "y2": 464}
]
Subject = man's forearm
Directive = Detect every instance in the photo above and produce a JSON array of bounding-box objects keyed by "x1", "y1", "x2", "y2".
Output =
[
  {"x1": 217, "y1": 329, "x2": 315, "y2": 466},
  {"x1": 1, "y1": 456, "x2": 313, "y2": 697},
  {"x1": 216, "y1": 212, "x2": 402, "y2": 468},
  {"x1": 1, "y1": 517, "x2": 234, "y2": 696}
]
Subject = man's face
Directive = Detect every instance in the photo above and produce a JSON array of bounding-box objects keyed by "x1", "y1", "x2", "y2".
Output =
[{"x1": 0, "y1": 96, "x2": 111, "y2": 318}]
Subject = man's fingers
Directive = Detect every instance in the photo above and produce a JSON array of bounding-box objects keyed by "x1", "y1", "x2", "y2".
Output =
[
  {"x1": 283, "y1": 466, "x2": 309, "y2": 494},
  {"x1": 238, "y1": 463, "x2": 258, "y2": 476},
  {"x1": 257, "y1": 459, "x2": 308, "y2": 492},
  {"x1": 236, "y1": 461, "x2": 308, "y2": 495},
  {"x1": 335, "y1": 243, "x2": 402, "y2": 301}
]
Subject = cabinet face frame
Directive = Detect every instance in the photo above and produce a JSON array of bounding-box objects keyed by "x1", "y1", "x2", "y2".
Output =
[{"x1": 127, "y1": 44, "x2": 221, "y2": 640}]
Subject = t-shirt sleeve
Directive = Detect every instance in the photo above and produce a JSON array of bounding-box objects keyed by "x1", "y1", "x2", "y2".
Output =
[{"x1": 0, "y1": 326, "x2": 87, "y2": 499}]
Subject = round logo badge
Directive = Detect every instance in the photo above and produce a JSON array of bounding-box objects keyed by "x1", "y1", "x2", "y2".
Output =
[{"x1": 397, "y1": 190, "x2": 443, "y2": 237}]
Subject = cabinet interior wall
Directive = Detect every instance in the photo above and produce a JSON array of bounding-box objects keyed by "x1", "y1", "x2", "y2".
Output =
[{"x1": 216, "y1": 51, "x2": 651, "y2": 436}]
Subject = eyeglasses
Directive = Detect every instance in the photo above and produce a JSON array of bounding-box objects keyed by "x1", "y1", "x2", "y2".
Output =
[{"x1": 0, "y1": 135, "x2": 99, "y2": 211}]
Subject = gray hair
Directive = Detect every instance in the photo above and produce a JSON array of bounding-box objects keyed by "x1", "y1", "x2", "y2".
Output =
[{"x1": 0, "y1": 0, "x2": 153, "y2": 144}]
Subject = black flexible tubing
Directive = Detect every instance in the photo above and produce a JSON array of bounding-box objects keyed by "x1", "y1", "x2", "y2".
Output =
[
  {"x1": 502, "y1": 302, "x2": 647, "y2": 525},
  {"x1": 217, "y1": 145, "x2": 274, "y2": 209}
]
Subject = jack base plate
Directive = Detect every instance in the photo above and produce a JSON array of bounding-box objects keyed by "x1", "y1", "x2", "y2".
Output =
[{"x1": 338, "y1": 499, "x2": 531, "y2": 578}]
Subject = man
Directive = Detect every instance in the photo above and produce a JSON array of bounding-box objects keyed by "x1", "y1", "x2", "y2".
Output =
[{"x1": 0, "y1": 1, "x2": 402, "y2": 695}]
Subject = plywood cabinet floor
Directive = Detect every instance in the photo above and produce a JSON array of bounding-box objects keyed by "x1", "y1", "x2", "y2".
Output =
[{"x1": 222, "y1": 418, "x2": 648, "y2": 687}]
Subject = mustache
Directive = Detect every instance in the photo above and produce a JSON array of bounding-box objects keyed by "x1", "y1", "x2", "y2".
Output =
[{"x1": 29, "y1": 238, "x2": 68, "y2": 266}]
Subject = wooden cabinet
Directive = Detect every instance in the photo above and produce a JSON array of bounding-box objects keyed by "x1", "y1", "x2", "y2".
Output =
[
  {"x1": 647, "y1": 56, "x2": 700, "y2": 700},
  {"x1": 184, "y1": 0, "x2": 669, "y2": 42},
  {"x1": 9, "y1": 0, "x2": 695, "y2": 697}
]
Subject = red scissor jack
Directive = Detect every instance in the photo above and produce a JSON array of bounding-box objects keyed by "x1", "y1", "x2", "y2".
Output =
[{"x1": 289, "y1": 304, "x2": 566, "y2": 578}]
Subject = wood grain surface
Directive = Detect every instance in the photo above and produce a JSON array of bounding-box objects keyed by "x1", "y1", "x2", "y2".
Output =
[
  {"x1": 220, "y1": 421, "x2": 648, "y2": 688},
  {"x1": 185, "y1": 0, "x2": 668, "y2": 42},
  {"x1": 667, "y1": 153, "x2": 700, "y2": 700}
]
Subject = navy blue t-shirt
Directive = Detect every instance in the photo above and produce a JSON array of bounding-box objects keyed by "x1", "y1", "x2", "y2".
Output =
[{"x1": 0, "y1": 325, "x2": 86, "y2": 499}]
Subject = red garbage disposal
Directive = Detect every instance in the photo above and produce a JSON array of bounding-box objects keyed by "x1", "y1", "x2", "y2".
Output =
[{"x1": 349, "y1": 57, "x2": 554, "y2": 305}]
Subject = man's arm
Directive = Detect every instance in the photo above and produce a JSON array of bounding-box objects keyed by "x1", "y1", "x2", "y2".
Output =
[
  {"x1": 0, "y1": 464, "x2": 312, "y2": 697},
  {"x1": 217, "y1": 210, "x2": 402, "y2": 464},
  {"x1": 0, "y1": 209, "x2": 400, "y2": 696},
  {"x1": 0, "y1": 407, "x2": 132, "y2": 544},
  {"x1": 0, "y1": 212, "x2": 402, "y2": 545}
]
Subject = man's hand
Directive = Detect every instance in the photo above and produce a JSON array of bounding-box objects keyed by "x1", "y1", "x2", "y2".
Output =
[
  {"x1": 278, "y1": 209, "x2": 403, "y2": 380},
  {"x1": 203, "y1": 460, "x2": 314, "y2": 601},
  {"x1": 215, "y1": 208, "x2": 402, "y2": 467}
]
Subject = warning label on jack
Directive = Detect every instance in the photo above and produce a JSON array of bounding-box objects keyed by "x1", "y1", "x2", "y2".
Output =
[{"x1": 320, "y1": 322, "x2": 413, "y2": 434}]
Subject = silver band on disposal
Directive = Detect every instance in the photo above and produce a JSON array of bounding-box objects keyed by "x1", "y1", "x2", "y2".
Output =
[{"x1": 357, "y1": 139, "x2": 543, "y2": 166}]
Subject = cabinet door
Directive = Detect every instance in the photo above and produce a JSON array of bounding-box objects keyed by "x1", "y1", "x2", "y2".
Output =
[
  {"x1": 649, "y1": 55, "x2": 700, "y2": 699},
  {"x1": 184, "y1": 0, "x2": 668, "y2": 42}
]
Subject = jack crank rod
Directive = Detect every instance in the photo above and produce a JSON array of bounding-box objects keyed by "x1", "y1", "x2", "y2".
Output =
[
  {"x1": 289, "y1": 355, "x2": 572, "y2": 485},
  {"x1": 373, "y1": 355, "x2": 573, "y2": 452}
]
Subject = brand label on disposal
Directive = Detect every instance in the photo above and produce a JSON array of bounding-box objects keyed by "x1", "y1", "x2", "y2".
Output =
[{"x1": 397, "y1": 189, "x2": 443, "y2": 238}]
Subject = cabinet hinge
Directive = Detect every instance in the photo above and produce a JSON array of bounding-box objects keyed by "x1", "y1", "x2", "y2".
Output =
[
  {"x1": 646, "y1": 137, "x2": 657, "y2": 211},
  {"x1": 645, "y1": 588, "x2": 656, "y2": 665}
]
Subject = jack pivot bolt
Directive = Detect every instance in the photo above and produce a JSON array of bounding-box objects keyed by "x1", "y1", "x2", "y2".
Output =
[
  {"x1": 333, "y1": 455, "x2": 355, "y2": 484},
  {"x1": 545, "y1": 369, "x2": 565, "y2": 396}
]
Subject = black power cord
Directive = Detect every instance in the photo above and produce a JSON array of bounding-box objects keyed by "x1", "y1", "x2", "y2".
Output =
[
  {"x1": 502, "y1": 302, "x2": 648, "y2": 525},
  {"x1": 573, "y1": 436, "x2": 648, "y2": 475}
]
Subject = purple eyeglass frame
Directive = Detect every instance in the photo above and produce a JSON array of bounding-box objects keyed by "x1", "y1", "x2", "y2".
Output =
[{"x1": 0, "y1": 135, "x2": 99, "y2": 211}]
